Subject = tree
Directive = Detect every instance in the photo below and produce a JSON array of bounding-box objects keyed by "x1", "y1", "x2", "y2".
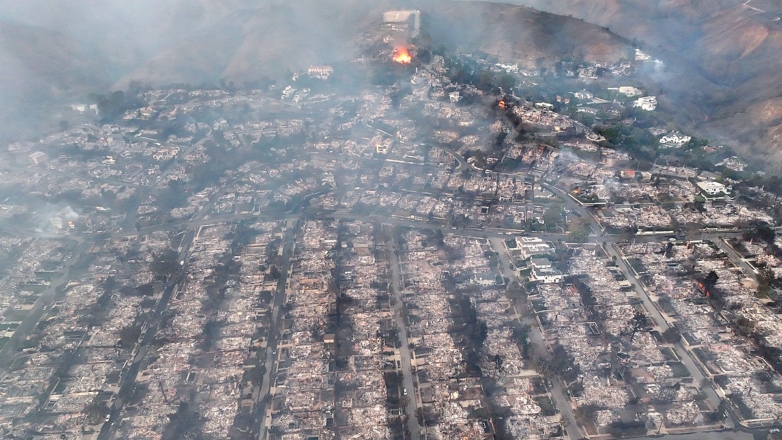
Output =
[
  {"x1": 543, "y1": 207, "x2": 563, "y2": 231},
  {"x1": 735, "y1": 316, "x2": 754, "y2": 336},
  {"x1": 608, "y1": 420, "x2": 646, "y2": 438},
  {"x1": 415, "y1": 408, "x2": 424, "y2": 426},
  {"x1": 662, "y1": 327, "x2": 681, "y2": 344},
  {"x1": 83, "y1": 398, "x2": 110, "y2": 424},
  {"x1": 568, "y1": 218, "x2": 591, "y2": 243},
  {"x1": 119, "y1": 324, "x2": 142, "y2": 348},
  {"x1": 498, "y1": 73, "x2": 516, "y2": 91},
  {"x1": 495, "y1": 131, "x2": 508, "y2": 148},
  {"x1": 756, "y1": 225, "x2": 776, "y2": 244},
  {"x1": 550, "y1": 344, "x2": 580, "y2": 382},
  {"x1": 150, "y1": 249, "x2": 180, "y2": 278},
  {"x1": 554, "y1": 61, "x2": 564, "y2": 76},
  {"x1": 758, "y1": 267, "x2": 776, "y2": 294},
  {"x1": 704, "y1": 270, "x2": 719, "y2": 289},
  {"x1": 627, "y1": 310, "x2": 647, "y2": 342},
  {"x1": 477, "y1": 70, "x2": 496, "y2": 91},
  {"x1": 156, "y1": 180, "x2": 188, "y2": 210}
]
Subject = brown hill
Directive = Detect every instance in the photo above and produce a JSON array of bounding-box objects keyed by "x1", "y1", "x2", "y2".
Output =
[
  {"x1": 118, "y1": 0, "x2": 630, "y2": 87},
  {"x1": 0, "y1": 21, "x2": 103, "y2": 95},
  {"x1": 492, "y1": 0, "x2": 782, "y2": 167},
  {"x1": 0, "y1": 0, "x2": 263, "y2": 73},
  {"x1": 115, "y1": 2, "x2": 373, "y2": 87},
  {"x1": 425, "y1": 1, "x2": 629, "y2": 69},
  {"x1": 2, "y1": 0, "x2": 781, "y2": 167}
]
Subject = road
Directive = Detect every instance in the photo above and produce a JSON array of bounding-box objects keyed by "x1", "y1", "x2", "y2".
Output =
[
  {"x1": 638, "y1": 431, "x2": 753, "y2": 440},
  {"x1": 549, "y1": 178, "x2": 726, "y2": 416},
  {"x1": 544, "y1": 183, "x2": 603, "y2": 235},
  {"x1": 387, "y1": 235, "x2": 421, "y2": 440},
  {"x1": 6, "y1": 166, "x2": 755, "y2": 439},
  {"x1": 717, "y1": 239, "x2": 758, "y2": 281},
  {"x1": 606, "y1": 243, "x2": 724, "y2": 414},
  {"x1": 0, "y1": 237, "x2": 92, "y2": 372},
  {"x1": 432, "y1": 145, "x2": 469, "y2": 171},
  {"x1": 256, "y1": 221, "x2": 296, "y2": 440},
  {"x1": 98, "y1": 228, "x2": 196, "y2": 440},
  {"x1": 490, "y1": 237, "x2": 584, "y2": 440}
]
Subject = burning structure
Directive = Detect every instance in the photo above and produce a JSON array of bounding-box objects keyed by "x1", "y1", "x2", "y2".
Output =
[{"x1": 393, "y1": 47, "x2": 412, "y2": 64}]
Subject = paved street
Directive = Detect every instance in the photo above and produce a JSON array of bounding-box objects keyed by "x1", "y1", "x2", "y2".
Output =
[
  {"x1": 99, "y1": 228, "x2": 197, "y2": 440},
  {"x1": 717, "y1": 239, "x2": 758, "y2": 280},
  {"x1": 257, "y1": 221, "x2": 297, "y2": 440},
  {"x1": 606, "y1": 243, "x2": 724, "y2": 413},
  {"x1": 0, "y1": 237, "x2": 92, "y2": 372},
  {"x1": 387, "y1": 236, "x2": 421, "y2": 439},
  {"x1": 490, "y1": 237, "x2": 585, "y2": 440},
  {"x1": 553, "y1": 179, "x2": 727, "y2": 417}
]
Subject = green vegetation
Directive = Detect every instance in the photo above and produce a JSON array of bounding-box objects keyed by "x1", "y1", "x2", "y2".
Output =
[
  {"x1": 543, "y1": 206, "x2": 564, "y2": 232},
  {"x1": 757, "y1": 267, "x2": 776, "y2": 296},
  {"x1": 667, "y1": 362, "x2": 691, "y2": 378},
  {"x1": 534, "y1": 396, "x2": 557, "y2": 416},
  {"x1": 511, "y1": 323, "x2": 532, "y2": 358},
  {"x1": 568, "y1": 218, "x2": 591, "y2": 243},
  {"x1": 607, "y1": 420, "x2": 647, "y2": 438},
  {"x1": 442, "y1": 55, "x2": 516, "y2": 94},
  {"x1": 662, "y1": 327, "x2": 682, "y2": 344},
  {"x1": 93, "y1": 90, "x2": 146, "y2": 120},
  {"x1": 531, "y1": 343, "x2": 581, "y2": 383}
]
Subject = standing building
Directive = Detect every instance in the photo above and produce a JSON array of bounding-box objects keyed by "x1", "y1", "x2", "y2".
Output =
[{"x1": 29, "y1": 151, "x2": 49, "y2": 165}]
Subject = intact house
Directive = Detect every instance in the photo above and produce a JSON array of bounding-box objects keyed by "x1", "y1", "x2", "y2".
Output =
[
  {"x1": 697, "y1": 180, "x2": 731, "y2": 200},
  {"x1": 529, "y1": 257, "x2": 564, "y2": 284},
  {"x1": 511, "y1": 237, "x2": 555, "y2": 260}
]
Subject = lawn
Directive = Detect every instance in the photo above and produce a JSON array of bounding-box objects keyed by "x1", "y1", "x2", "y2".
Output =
[{"x1": 667, "y1": 361, "x2": 691, "y2": 378}]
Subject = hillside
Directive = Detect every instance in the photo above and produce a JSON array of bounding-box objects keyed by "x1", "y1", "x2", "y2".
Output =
[
  {"x1": 2, "y1": 0, "x2": 782, "y2": 167},
  {"x1": 0, "y1": 0, "x2": 263, "y2": 73},
  {"x1": 0, "y1": 21, "x2": 103, "y2": 94},
  {"x1": 0, "y1": 20, "x2": 106, "y2": 142},
  {"x1": 118, "y1": 0, "x2": 630, "y2": 87},
  {"x1": 425, "y1": 1, "x2": 629, "y2": 70},
  {"x1": 489, "y1": 0, "x2": 782, "y2": 167},
  {"x1": 115, "y1": 1, "x2": 374, "y2": 87}
]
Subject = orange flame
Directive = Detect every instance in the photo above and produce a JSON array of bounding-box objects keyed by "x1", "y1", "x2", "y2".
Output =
[{"x1": 393, "y1": 47, "x2": 412, "y2": 64}]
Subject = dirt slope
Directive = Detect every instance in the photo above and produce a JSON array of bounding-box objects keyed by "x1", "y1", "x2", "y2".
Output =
[
  {"x1": 119, "y1": 0, "x2": 630, "y2": 86},
  {"x1": 426, "y1": 1, "x2": 629, "y2": 69},
  {"x1": 490, "y1": 0, "x2": 782, "y2": 167}
]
